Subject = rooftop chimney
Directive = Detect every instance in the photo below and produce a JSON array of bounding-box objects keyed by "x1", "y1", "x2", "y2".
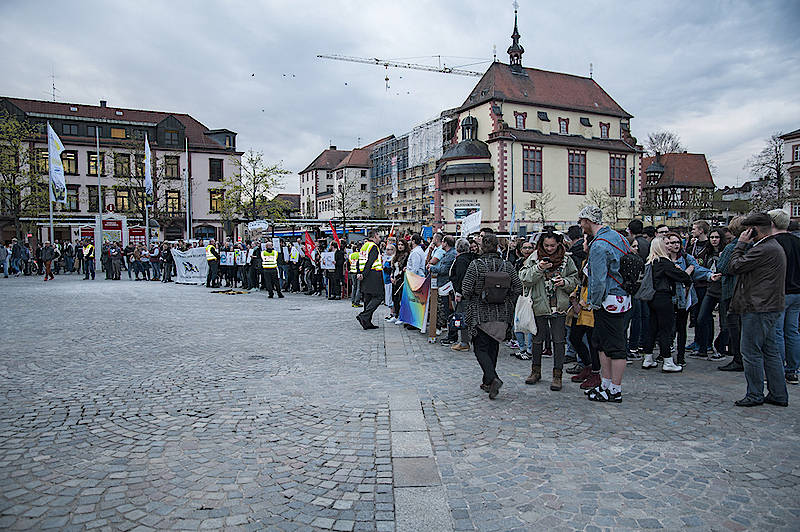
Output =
[
  {"x1": 100, "y1": 100, "x2": 107, "y2": 108},
  {"x1": 329, "y1": 145, "x2": 337, "y2": 150}
]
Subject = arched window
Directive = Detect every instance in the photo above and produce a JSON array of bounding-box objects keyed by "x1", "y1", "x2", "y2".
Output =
[{"x1": 461, "y1": 116, "x2": 478, "y2": 141}]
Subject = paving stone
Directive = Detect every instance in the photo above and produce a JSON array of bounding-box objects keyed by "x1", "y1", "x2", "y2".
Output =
[
  {"x1": 391, "y1": 432, "x2": 433, "y2": 458},
  {"x1": 395, "y1": 486, "x2": 453, "y2": 532},
  {"x1": 392, "y1": 457, "x2": 441, "y2": 487},
  {"x1": 390, "y1": 410, "x2": 427, "y2": 432}
]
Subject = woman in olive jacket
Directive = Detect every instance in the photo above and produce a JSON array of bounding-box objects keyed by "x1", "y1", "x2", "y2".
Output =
[{"x1": 518, "y1": 232, "x2": 579, "y2": 390}]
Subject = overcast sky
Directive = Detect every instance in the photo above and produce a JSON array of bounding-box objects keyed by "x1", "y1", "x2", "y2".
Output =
[{"x1": 2, "y1": 0, "x2": 798, "y2": 192}]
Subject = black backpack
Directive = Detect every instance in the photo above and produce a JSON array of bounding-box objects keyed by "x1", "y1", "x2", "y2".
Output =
[
  {"x1": 594, "y1": 237, "x2": 644, "y2": 296},
  {"x1": 479, "y1": 258, "x2": 511, "y2": 304}
]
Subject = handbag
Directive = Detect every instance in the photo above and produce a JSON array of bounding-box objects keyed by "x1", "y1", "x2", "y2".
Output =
[
  {"x1": 634, "y1": 263, "x2": 655, "y2": 301},
  {"x1": 513, "y1": 291, "x2": 537, "y2": 334}
]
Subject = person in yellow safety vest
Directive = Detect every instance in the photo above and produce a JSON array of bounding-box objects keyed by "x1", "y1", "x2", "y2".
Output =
[
  {"x1": 356, "y1": 230, "x2": 384, "y2": 330},
  {"x1": 349, "y1": 247, "x2": 362, "y2": 307},
  {"x1": 205, "y1": 239, "x2": 220, "y2": 288},
  {"x1": 261, "y1": 240, "x2": 284, "y2": 298},
  {"x1": 82, "y1": 239, "x2": 95, "y2": 280}
]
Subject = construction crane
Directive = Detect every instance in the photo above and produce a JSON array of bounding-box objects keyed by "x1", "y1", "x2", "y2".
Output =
[{"x1": 317, "y1": 54, "x2": 484, "y2": 90}]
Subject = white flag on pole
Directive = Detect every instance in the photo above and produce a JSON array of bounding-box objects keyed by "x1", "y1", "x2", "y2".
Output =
[
  {"x1": 460, "y1": 209, "x2": 482, "y2": 238},
  {"x1": 144, "y1": 133, "x2": 153, "y2": 206},
  {"x1": 46, "y1": 123, "x2": 67, "y2": 204}
]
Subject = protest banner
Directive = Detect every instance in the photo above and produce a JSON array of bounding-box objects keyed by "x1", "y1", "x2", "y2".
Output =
[
  {"x1": 321, "y1": 251, "x2": 335, "y2": 270},
  {"x1": 398, "y1": 271, "x2": 431, "y2": 330},
  {"x1": 171, "y1": 247, "x2": 208, "y2": 285}
]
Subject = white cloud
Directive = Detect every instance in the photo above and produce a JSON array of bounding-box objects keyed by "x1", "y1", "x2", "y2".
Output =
[{"x1": 1, "y1": 0, "x2": 798, "y2": 195}]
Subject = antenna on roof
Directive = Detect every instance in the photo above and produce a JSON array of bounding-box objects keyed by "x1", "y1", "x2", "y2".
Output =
[
  {"x1": 493, "y1": 44, "x2": 497, "y2": 62},
  {"x1": 51, "y1": 69, "x2": 56, "y2": 101},
  {"x1": 589, "y1": 62, "x2": 593, "y2": 79}
]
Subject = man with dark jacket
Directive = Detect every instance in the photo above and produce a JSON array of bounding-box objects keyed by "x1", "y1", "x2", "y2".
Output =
[
  {"x1": 462, "y1": 233, "x2": 523, "y2": 399},
  {"x1": 356, "y1": 230, "x2": 383, "y2": 330},
  {"x1": 41, "y1": 241, "x2": 55, "y2": 281},
  {"x1": 449, "y1": 239, "x2": 477, "y2": 351},
  {"x1": 768, "y1": 209, "x2": 800, "y2": 385},
  {"x1": 728, "y1": 212, "x2": 788, "y2": 407},
  {"x1": 627, "y1": 219, "x2": 651, "y2": 354}
]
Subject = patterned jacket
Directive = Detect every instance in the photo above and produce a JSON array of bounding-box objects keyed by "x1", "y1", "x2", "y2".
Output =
[{"x1": 462, "y1": 253, "x2": 522, "y2": 339}]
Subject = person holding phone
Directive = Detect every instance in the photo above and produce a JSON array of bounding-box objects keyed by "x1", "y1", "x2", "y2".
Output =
[{"x1": 728, "y1": 213, "x2": 788, "y2": 407}]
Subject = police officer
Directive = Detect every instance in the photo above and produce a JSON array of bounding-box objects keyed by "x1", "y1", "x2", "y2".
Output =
[
  {"x1": 349, "y1": 245, "x2": 362, "y2": 307},
  {"x1": 356, "y1": 230, "x2": 383, "y2": 329},
  {"x1": 82, "y1": 239, "x2": 95, "y2": 280},
  {"x1": 205, "y1": 239, "x2": 219, "y2": 287},
  {"x1": 261, "y1": 240, "x2": 284, "y2": 298}
]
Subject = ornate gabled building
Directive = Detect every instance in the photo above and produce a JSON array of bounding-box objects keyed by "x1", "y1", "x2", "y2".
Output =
[
  {"x1": 298, "y1": 146, "x2": 349, "y2": 218},
  {"x1": 434, "y1": 8, "x2": 641, "y2": 231},
  {"x1": 641, "y1": 152, "x2": 716, "y2": 223}
]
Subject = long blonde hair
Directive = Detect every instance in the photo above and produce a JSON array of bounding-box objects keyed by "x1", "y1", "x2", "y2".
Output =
[{"x1": 647, "y1": 237, "x2": 670, "y2": 264}]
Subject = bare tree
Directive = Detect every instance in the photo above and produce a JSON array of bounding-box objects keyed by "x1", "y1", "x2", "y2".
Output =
[
  {"x1": 219, "y1": 149, "x2": 289, "y2": 223},
  {"x1": 581, "y1": 188, "x2": 625, "y2": 227},
  {"x1": 334, "y1": 172, "x2": 361, "y2": 236},
  {"x1": 0, "y1": 112, "x2": 48, "y2": 239},
  {"x1": 746, "y1": 133, "x2": 789, "y2": 210},
  {"x1": 645, "y1": 130, "x2": 685, "y2": 156},
  {"x1": 530, "y1": 188, "x2": 555, "y2": 227}
]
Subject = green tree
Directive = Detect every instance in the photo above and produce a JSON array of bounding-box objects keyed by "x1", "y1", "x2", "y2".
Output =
[
  {"x1": 219, "y1": 149, "x2": 289, "y2": 223},
  {"x1": 0, "y1": 112, "x2": 48, "y2": 239}
]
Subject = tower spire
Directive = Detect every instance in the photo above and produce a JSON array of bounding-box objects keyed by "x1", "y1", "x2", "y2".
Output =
[{"x1": 507, "y1": 1, "x2": 524, "y2": 73}]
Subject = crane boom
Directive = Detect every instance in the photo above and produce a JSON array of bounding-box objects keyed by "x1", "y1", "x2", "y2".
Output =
[{"x1": 317, "y1": 54, "x2": 483, "y2": 77}]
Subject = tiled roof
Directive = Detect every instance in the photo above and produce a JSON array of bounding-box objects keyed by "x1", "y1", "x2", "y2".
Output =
[
  {"x1": 335, "y1": 148, "x2": 371, "y2": 169},
  {"x1": 299, "y1": 149, "x2": 349, "y2": 174},
  {"x1": 641, "y1": 153, "x2": 715, "y2": 188},
  {"x1": 780, "y1": 128, "x2": 800, "y2": 140},
  {"x1": 1, "y1": 96, "x2": 233, "y2": 151},
  {"x1": 489, "y1": 128, "x2": 636, "y2": 153},
  {"x1": 460, "y1": 62, "x2": 632, "y2": 119},
  {"x1": 273, "y1": 193, "x2": 300, "y2": 211}
]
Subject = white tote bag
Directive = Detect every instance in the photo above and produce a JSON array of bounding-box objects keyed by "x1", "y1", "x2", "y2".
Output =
[{"x1": 513, "y1": 292, "x2": 537, "y2": 334}]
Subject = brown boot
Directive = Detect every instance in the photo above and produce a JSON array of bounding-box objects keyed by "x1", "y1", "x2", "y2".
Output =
[
  {"x1": 525, "y1": 365, "x2": 541, "y2": 385},
  {"x1": 550, "y1": 368, "x2": 563, "y2": 391}
]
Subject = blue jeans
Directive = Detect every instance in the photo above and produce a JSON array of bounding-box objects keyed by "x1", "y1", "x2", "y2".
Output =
[
  {"x1": 3, "y1": 255, "x2": 9, "y2": 276},
  {"x1": 775, "y1": 293, "x2": 800, "y2": 375},
  {"x1": 151, "y1": 262, "x2": 161, "y2": 279},
  {"x1": 515, "y1": 331, "x2": 533, "y2": 352},
  {"x1": 628, "y1": 298, "x2": 650, "y2": 350},
  {"x1": 741, "y1": 312, "x2": 788, "y2": 403},
  {"x1": 695, "y1": 293, "x2": 719, "y2": 353},
  {"x1": 83, "y1": 258, "x2": 95, "y2": 279}
]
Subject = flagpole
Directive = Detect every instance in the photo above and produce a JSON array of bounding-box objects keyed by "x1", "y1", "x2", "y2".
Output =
[
  {"x1": 184, "y1": 137, "x2": 190, "y2": 239},
  {"x1": 96, "y1": 128, "x2": 103, "y2": 261},
  {"x1": 47, "y1": 121, "x2": 54, "y2": 241}
]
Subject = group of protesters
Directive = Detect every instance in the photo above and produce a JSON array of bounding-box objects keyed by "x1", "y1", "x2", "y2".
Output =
[{"x1": 352, "y1": 206, "x2": 799, "y2": 406}]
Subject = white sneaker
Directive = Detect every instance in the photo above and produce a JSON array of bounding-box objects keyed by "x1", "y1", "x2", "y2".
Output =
[
  {"x1": 436, "y1": 328, "x2": 443, "y2": 336},
  {"x1": 661, "y1": 357, "x2": 683, "y2": 372},
  {"x1": 395, "y1": 320, "x2": 404, "y2": 326},
  {"x1": 385, "y1": 316, "x2": 396, "y2": 323},
  {"x1": 642, "y1": 354, "x2": 658, "y2": 369}
]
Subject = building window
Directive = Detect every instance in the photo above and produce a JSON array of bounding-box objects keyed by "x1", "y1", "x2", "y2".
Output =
[
  {"x1": 87, "y1": 125, "x2": 103, "y2": 138},
  {"x1": 361, "y1": 200, "x2": 368, "y2": 208},
  {"x1": 110, "y1": 127, "x2": 127, "y2": 139},
  {"x1": 134, "y1": 155, "x2": 145, "y2": 177},
  {"x1": 165, "y1": 130, "x2": 179, "y2": 146},
  {"x1": 62, "y1": 123, "x2": 79, "y2": 136},
  {"x1": 133, "y1": 129, "x2": 145, "y2": 140},
  {"x1": 794, "y1": 144, "x2": 800, "y2": 161},
  {"x1": 599, "y1": 122, "x2": 610, "y2": 139},
  {"x1": 209, "y1": 189, "x2": 224, "y2": 213},
  {"x1": 793, "y1": 203, "x2": 800, "y2": 217},
  {"x1": 327, "y1": 185, "x2": 333, "y2": 193},
  {"x1": 568, "y1": 150, "x2": 587, "y2": 195},
  {"x1": 65, "y1": 185, "x2": 79, "y2": 212},
  {"x1": 522, "y1": 145, "x2": 542, "y2": 192},
  {"x1": 225, "y1": 136, "x2": 232, "y2": 148},
  {"x1": 361, "y1": 170, "x2": 367, "y2": 178},
  {"x1": 559, "y1": 118, "x2": 569, "y2": 135},
  {"x1": 115, "y1": 188, "x2": 130, "y2": 212},
  {"x1": 580, "y1": 117, "x2": 592, "y2": 127},
  {"x1": 36, "y1": 148, "x2": 48, "y2": 174},
  {"x1": 61, "y1": 151, "x2": 78, "y2": 175},
  {"x1": 514, "y1": 111, "x2": 527, "y2": 129},
  {"x1": 87, "y1": 185, "x2": 99, "y2": 212},
  {"x1": 360, "y1": 183, "x2": 367, "y2": 191},
  {"x1": 114, "y1": 153, "x2": 131, "y2": 176},
  {"x1": 87, "y1": 152, "x2": 105, "y2": 176},
  {"x1": 166, "y1": 190, "x2": 180, "y2": 213},
  {"x1": 208, "y1": 159, "x2": 223, "y2": 181},
  {"x1": 794, "y1": 176, "x2": 800, "y2": 191},
  {"x1": 165, "y1": 156, "x2": 180, "y2": 179},
  {"x1": 537, "y1": 111, "x2": 550, "y2": 122},
  {"x1": 609, "y1": 154, "x2": 626, "y2": 196}
]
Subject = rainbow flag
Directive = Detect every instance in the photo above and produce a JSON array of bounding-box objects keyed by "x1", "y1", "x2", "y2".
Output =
[{"x1": 398, "y1": 271, "x2": 430, "y2": 329}]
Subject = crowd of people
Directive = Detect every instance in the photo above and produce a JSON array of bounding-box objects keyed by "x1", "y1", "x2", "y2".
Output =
[
  {"x1": 351, "y1": 207, "x2": 799, "y2": 406},
  {"x1": 3, "y1": 205, "x2": 798, "y2": 408}
]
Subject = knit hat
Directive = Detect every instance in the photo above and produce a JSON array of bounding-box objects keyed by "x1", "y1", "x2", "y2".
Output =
[
  {"x1": 767, "y1": 208, "x2": 790, "y2": 230},
  {"x1": 577, "y1": 205, "x2": 603, "y2": 225}
]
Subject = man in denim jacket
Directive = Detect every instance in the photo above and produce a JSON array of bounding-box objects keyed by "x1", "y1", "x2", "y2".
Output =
[{"x1": 579, "y1": 205, "x2": 632, "y2": 403}]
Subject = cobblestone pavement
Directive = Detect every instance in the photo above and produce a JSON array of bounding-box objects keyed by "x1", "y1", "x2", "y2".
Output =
[{"x1": 1, "y1": 274, "x2": 798, "y2": 531}]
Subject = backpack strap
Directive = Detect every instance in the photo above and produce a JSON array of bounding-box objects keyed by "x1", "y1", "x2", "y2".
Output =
[{"x1": 592, "y1": 238, "x2": 628, "y2": 287}]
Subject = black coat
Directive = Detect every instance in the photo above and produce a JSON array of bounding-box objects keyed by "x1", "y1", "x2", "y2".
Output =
[
  {"x1": 358, "y1": 244, "x2": 383, "y2": 295},
  {"x1": 652, "y1": 257, "x2": 691, "y2": 295}
]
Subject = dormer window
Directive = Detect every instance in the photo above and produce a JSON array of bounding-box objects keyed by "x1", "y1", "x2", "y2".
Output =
[
  {"x1": 225, "y1": 135, "x2": 232, "y2": 148},
  {"x1": 461, "y1": 116, "x2": 478, "y2": 141},
  {"x1": 537, "y1": 111, "x2": 549, "y2": 122},
  {"x1": 514, "y1": 111, "x2": 527, "y2": 129},
  {"x1": 558, "y1": 118, "x2": 569, "y2": 135},
  {"x1": 600, "y1": 122, "x2": 610, "y2": 139},
  {"x1": 580, "y1": 117, "x2": 592, "y2": 127}
]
